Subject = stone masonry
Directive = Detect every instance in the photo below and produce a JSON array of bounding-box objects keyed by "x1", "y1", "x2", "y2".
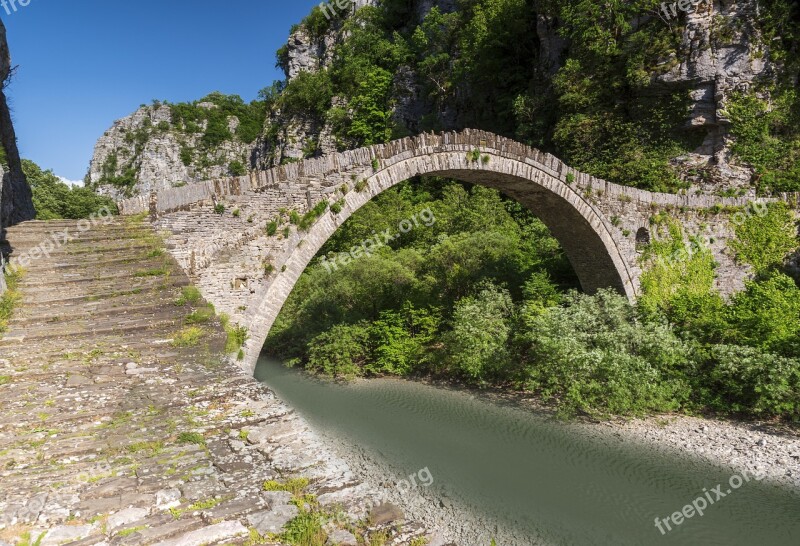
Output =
[
  {"x1": 116, "y1": 129, "x2": 800, "y2": 374},
  {"x1": 0, "y1": 218, "x2": 430, "y2": 545}
]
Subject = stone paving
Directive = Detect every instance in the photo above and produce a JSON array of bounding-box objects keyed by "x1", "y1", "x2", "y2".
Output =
[{"x1": 0, "y1": 218, "x2": 431, "y2": 546}]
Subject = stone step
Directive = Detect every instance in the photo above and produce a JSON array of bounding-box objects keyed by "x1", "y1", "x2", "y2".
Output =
[
  {"x1": 10, "y1": 301, "x2": 195, "y2": 325},
  {"x1": 12, "y1": 251, "x2": 163, "y2": 272}
]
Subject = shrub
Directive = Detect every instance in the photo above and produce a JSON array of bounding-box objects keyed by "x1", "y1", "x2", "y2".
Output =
[
  {"x1": 266, "y1": 221, "x2": 279, "y2": 236},
  {"x1": 180, "y1": 146, "x2": 193, "y2": 166},
  {"x1": 299, "y1": 201, "x2": 329, "y2": 230},
  {"x1": 707, "y1": 344, "x2": 800, "y2": 420},
  {"x1": 307, "y1": 323, "x2": 371, "y2": 378},
  {"x1": 214, "y1": 204, "x2": 225, "y2": 215},
  {"x1": 175, "y1": 286, "x2": 202, "y2": 306},
  {"x1": 279, "y1": 70, "x2": 334, "y2": 122},
  {"x1": 521, "y1": 290, "x2": 692, "y2": 417},
  {"x1": 224, "y1": 323, "x2": 249, "y2": 354},
  {"x1": 172, "y1": 327, "x2": 204, "y2": 348},
  {"x1": 24, "y1": 160, "x2": 118, "y2": 220},
  {"x1": 177, "y1": 432, "x2": 206, "y2": 445},
  {"x1": 186, "y1": 305, "x2": 215, "y2": 324},
  {"x1": 730, "y1": 202, "x2": 798, "y2": 275},
  {"x1": 229, "y1": 160, "x2": 247, "y2": 176},
  {"x1": 444, "y1": 284, "x2": 514, "y2": 383}
]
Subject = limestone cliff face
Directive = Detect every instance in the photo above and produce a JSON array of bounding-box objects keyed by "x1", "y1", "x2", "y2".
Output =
[
  {"x1": 0, "y1": 18, "x2": 35, "y2": 227},
  {"x1": 88, "y1": 102, "x2": 255, "y2": 200},
  {"x1": 650, "y1": 0, "x2": 779, "y2": 190}
]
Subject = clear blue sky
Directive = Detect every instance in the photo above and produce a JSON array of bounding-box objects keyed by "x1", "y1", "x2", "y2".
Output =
[{"x1": 2, "y1": 0, "x2": 320, "y2": 181}]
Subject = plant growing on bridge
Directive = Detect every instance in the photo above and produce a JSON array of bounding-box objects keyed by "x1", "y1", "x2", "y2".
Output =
[
  {"x1": 223, "y1": 320, "x2": 249, "y2": 355},
  {"x1": 214, "y1": 203, "x2": 226, "y2": 215},
  {"x1": 330, "y1": 199, "x2": 344, "y2": 214},
  {"x1": 729, "y1": 202, "x2": 798, "y2": 276},
  {"x1": 175, "y1": 286, "x2": 202, "y2": 306},
  {"x1": 298, "y1": 201, "x2": 330, "y2": 231},
  {"x1": 172, "y1": 326, "x2": 204, "y2": 348},
  {"x1": 0, "y1": 267, "x2": 23, "y2": 334}
]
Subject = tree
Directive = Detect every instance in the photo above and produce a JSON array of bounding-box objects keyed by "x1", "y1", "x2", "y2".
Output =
[
  {"x1": 23, "y1": 160, "x2": 117, "y2": 220},
  {"x1": 444, "y1": 284, "x2": 514, "y2": 383}
]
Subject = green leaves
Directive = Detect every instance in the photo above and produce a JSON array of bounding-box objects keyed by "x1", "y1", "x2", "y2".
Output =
[
  {"x1": 730, "y1": 202, "x2": 798, "y2": 275},
  {"x1": 725, "y1": 90, "x2": 800, "y2": 194},
  {"x1": 444, "y1": 284, "x2": 514, "y2": 382},
  {"x1": 24, "y1": 159, "x2": 117, "y2": 220},
  {"x1": 521, "y1": 289, "x2": 692, "y2": 417}
]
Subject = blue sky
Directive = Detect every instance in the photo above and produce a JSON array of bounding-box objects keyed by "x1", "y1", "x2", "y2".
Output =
[{"x1": 2, "y1": 0, "x2": 320, "y2": 181}]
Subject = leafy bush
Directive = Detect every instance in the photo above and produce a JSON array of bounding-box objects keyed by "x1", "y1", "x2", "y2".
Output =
[
  {"x1": 707, "y1": 344, "x2": 800, "y2": 420},
  {"x1": 724, "y1": 273, "x2": 800, "y2": 355},
  {"x1": 307, "y1": 322, "x2": 371, "y2": 378},
  {"x1": 172, "y1": 327, "x2": 204, "y2": 348},
  {"x1": 521, "y1": 290, "x2": 692, "y2": 417},
  {"x1": 730, "y1": 202, "x2": 798, "y2": 275},
  {"x1": 24, "y1": 160, "x2": 118, "y2": 220},
  {"x1": 229, "y1": 160, "x2": 247, "y2": 176},
  {"x1": 725, "y1": 90, "x2": 800, "y2": 194},
  {"x1": 278, "y1": 70, "x2": 334, "y2": 123},
  {"x1": 171, "y1": 92, "x2": 266, "y2": 147},
  {"x1": 444, "y1": 284, "x2": 514, "y2": 382}
]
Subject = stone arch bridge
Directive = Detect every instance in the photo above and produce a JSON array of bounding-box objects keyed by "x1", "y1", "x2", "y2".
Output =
[{"x1": 117, "y1": 130, "x2": 795, "y2": 373}]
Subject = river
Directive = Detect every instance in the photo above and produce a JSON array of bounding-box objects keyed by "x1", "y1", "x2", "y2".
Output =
[{"x1": 255, "y1": 355, "x2": 800, "y2": 545}]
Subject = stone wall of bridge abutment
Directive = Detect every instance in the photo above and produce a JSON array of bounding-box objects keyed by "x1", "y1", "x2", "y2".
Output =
[{"x1": 116, "y1": 130, "x2": 799, "y2": 374}]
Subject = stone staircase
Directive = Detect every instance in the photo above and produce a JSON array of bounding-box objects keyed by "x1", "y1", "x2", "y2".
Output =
[{"x1": 0, "y1": 218, "x2": 429, "y2": 546}]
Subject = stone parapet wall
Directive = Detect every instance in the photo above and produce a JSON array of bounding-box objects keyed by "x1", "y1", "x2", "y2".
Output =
[{"x1": 119, "y1": 130, "x2": 796, "y2": 218}]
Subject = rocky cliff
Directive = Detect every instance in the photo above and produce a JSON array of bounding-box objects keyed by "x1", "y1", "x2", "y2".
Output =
[
  {"x1": 88, "y1": 95, "x2": 262, "y2": 200},
  {"x1": 0, "y1": 18, "x2": 35, "y2": 227}
]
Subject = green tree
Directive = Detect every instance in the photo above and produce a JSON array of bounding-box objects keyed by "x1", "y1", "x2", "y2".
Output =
[
  {"x1": 522, "y1": 290, "x2": 692, "y2": 417},
  {"x1": 443, "y1": 284, "x2": 514, "y2": 383},
  {"x1": 23, "y1": 160, "x2": 117, "y2": 220}
]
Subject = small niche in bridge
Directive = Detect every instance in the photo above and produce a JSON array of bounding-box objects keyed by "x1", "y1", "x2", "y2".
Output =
[{"x1": 635, "y1": 227, "x2": 651, "y2": 251}]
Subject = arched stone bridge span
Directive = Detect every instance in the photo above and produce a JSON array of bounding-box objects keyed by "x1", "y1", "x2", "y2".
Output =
[{"x1": 117, "y1": 130, "x2": 792, "y2": 373}]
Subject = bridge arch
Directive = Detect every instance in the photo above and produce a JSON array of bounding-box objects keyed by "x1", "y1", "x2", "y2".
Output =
[
  {"x1": 125, "y1": 130, "x2": 782, "y2": 374},
  {"x1": 238, "y1": 147, "x2": 636, "y2": 373}
]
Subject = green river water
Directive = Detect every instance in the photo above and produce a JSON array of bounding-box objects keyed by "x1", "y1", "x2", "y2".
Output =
[{"x1": 255, "y1": 355, "x2": 800, "y2": 546}]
